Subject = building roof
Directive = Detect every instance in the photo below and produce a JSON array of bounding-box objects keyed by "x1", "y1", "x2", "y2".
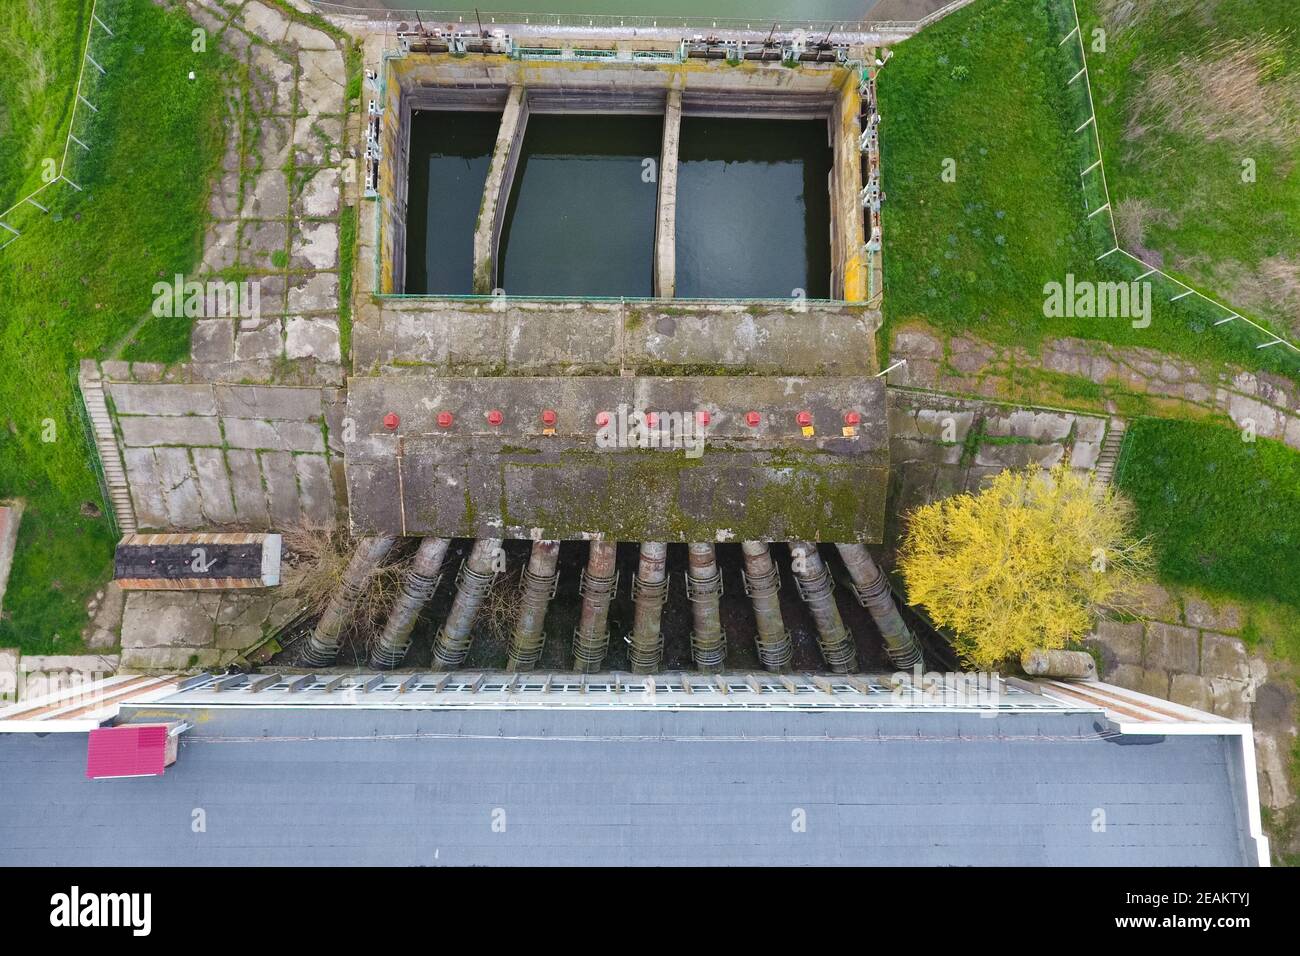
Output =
[{"x1": 0, "y1": 695, "x2": 1260, "y2": 866}]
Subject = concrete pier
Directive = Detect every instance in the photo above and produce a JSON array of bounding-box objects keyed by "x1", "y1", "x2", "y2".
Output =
[
  {"x1": 740, "y1": 541, "x2": 793, "y2": 671},
  {"x1": 686, "y1": 542, "x2": 726, "y2": 672},
  {"x1": 301, "y1": 535, "x2": 398, "y2": 666},
  {"x1": 506, "y1": 539, "x2": 561, "y2": 671},
  {"x1": 654, "y1": 89, "x2": 682, "y2": 298},
  {"x1": 572, "y1": 541, "x2": 618, "y2": 672},
  {"x1": 431, "y1": 538, "x2": 502, "y2": 670},
  {"x1": 789, "y1": 541, "x2": 857, "y2": 673},
  {"x1": 835, "y1": 543, "x2": 924, "y2": 669},
  {"x1": 369, "y1": 536, "x2": 451, "y2": 669},
  {"x1": 628, "y1": 542, "x2": 669, "y2": 673},
  {"x1": 472, "y1": 86, "x2": 528, "y2": 293}
]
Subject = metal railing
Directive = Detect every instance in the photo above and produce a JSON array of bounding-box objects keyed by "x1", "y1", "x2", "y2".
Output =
[{"x1": 307, "y1": 0, "x2": 974, "y2": 35}]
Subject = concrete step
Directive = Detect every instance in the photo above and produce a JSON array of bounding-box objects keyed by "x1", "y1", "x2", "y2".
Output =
[{"x1": 78, "y1": 377, "x2": 136, "y2": 532}]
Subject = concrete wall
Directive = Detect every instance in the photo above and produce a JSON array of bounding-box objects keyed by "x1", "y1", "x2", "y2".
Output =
[
  {"x1": 96, "y1": 366, "x2": 346, "y2": 532},
  {"x1": 354, "y1": 299, "x2": 881, "y2": 376},
  {"x1": 377, "y1": 51, "x2": 856, "y2": 300},
  {"x1": 472, "y1": 85, "x2": 528, "y2": 293},
  {"x1": 653, "y1": 88, "x2": 682, "y2": 298},
  {"x1": 831, "y1": 71, "x2": 867, "y2": 302}
]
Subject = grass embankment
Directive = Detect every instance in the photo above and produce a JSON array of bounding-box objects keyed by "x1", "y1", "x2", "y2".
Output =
[
  {"x1": 1116, "y1": 419, "x2": 1300, "y2": 618},
  {"x1": 1080, "y1": 0, "x2": 1300, "y2": 343},
  {"x1": 0, "y1": 0, "x2": 88, "y2": 212},
  {"x1": 877, "y1": 0, "x2": 1300, "y2": 382},
  {"x1": 0, "y1": 0, "x2": 226, "y2": 652}
]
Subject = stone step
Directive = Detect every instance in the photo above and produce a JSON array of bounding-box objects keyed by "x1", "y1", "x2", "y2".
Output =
[{"x1": 1092, "y1": 420, "x2": 1127, "y2": 488}]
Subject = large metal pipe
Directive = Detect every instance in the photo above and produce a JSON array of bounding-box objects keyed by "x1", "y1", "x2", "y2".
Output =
[
  {"x1": 506, "y1": 540, "x2": 561, "y2": 671},
  {"x1": 740, "y1": 540, "x2": 793, "y2": 671},
  {"x1": 430, "y1": 538, "x2": 501, "y2": 671},
  {"x1": 368, "y1": 536, "x2": 451, "y2": 669},
  {"x1": 627, "y1": 542, "x2": 669, "y2": 673},
  {"x1": 572, "y1": 540, "x2": 618, "y2": 672},
  {"x1": 835, "y1": 543, "x2": 924, "y2": 669},
  {"x1": 301, "y1": 535, "x2": 398, "y2": 666},
  {"x1": 789, "y1": 541, "x2": 856, "y2": 673},
  {"x1": 685, "y1": 542, "x2": 726, "y2": 672}
]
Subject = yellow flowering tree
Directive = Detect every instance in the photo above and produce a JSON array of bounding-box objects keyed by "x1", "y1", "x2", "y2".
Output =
[{"x1": 897, "y1": 464, "x2": 1153, "y2": 669}]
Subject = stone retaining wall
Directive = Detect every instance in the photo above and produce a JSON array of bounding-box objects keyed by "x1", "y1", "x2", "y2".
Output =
[
  {"x1": 890, "y1": 324, "x2": 1300, "y2": 450},
  {"x1": 882, "y1": 387, "x2": 1113, "y2": 554}
]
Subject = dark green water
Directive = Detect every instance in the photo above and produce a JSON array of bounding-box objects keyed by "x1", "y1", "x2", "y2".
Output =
[
  {"x1": 499, "y1": 115, "x2": 661, "y2": 297},
  {"x1": 676, "y1": 118, "x2": 832, "y2": 299},
  {"x1": 405, "y1": 110, "x2": 499, "y2": 294}
]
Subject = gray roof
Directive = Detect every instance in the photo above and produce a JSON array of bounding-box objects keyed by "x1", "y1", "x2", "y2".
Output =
[{"x1": 0, "y1": 706, "x2": 1253, "y2": 866}]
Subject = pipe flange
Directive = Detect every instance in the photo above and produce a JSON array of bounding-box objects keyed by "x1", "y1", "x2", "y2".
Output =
[
  {"x1": 630, "y1": 574, "x2": 670, "y2": 605},
  {"x1": 689, "y1": 630, "x2": 728, "y2": 669},
  {"x1": 741, "y1": 564, "x2": 781, "y2": 598},
  {"x1": 793, "y1": 564, "x2": 834, "y2": 603},
  {"x1": 684, "y1": 567, "x2": 723, "y2": 602},
  {"x1": 578, "y1": 566, "x2": 619, "y2": 599}
]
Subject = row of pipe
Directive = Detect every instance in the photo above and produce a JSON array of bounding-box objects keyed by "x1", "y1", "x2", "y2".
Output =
[{"x1": 301, "y1": 538, "x2": 925, "y2": 674}]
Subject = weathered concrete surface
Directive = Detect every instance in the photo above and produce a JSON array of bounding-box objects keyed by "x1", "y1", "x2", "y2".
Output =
[
  {"x1": 0, "y1": 648, "x2": 17, "y2": 703},
  {"x1": 184, "y1": 0, "x2": 348, "y2": 387},
  {"x1": 9, "y1": 654, "x2": 121, "y2": 702},
  {"x1": 346, "y1": 375, "x2": 889, "y2": 542},
  {"x1": 118, "y1": 588, "x2": 300, "y2": 672},
  {"x1": 654, "y1": 89, "x2": 682, "y2": 298},
  {"x1": 356, "y1": 299, "x2": 881, "y2": 376},
  {"x1": 471, "y1": 85, "x2": 528, "y2": 294},
  {"x1": 0, "y1": 500, "x2": 24, "y2": 616},
  {"x1": 102, "y1": 374, "x2": 343, "y2": 532}
]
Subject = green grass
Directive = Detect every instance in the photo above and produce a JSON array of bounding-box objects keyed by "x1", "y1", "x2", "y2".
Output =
[
  {"x1": 0, "y1": 0, "x2": 227, "y2": 652},
  {"x1": 338, "y1": 204, "x2": 356, "y2": 362},
  {"x1": 0, "y1": 0, "x2": 88, "y2": 212},
  {"x1": 1115, "y1": 418, "x2": 1300, "y2": 611},
  {"x1": 877, "y1": 0, "x2": 1300, "y2": 382},
  {"x1": 1079, "y1": 0, "x2": 1300, "y2": 342}
]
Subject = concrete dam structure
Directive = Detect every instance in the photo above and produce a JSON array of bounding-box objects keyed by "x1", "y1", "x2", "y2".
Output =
[
  {"x1": 87, "y1": 29, "x2": 916, "y2": 675},
  {"x1": 325, "y1": 38, "x2": 910, "y2": 673}
]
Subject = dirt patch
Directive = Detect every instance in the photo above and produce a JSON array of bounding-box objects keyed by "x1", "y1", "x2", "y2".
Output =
[
  {"x1": 1097, "y1": 0, "x2": 1219, "y2": 33},
  {"x1": 1185, "y1": 252, "x2": 1300, "y2": 340},
  {"x1": 1129, "y1": 35, "x2": 1300, "y2": 149}
]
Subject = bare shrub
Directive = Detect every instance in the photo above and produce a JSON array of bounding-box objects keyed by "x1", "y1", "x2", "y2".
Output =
[
  {"x1": 476, "y1": 566, "x2": 524, "y2": 648},
  {"x1": 281, "y1": 527, "x2": 408, "y2": 646}
]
